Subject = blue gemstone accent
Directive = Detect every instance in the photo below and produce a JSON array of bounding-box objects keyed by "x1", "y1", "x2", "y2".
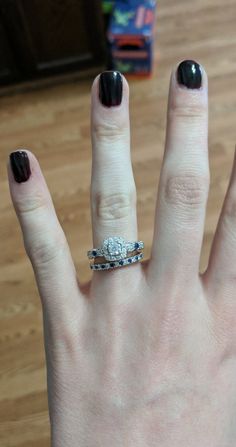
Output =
[
  {"x1": 119, "y1": 260, "x2": 124, "y2": 265},
  {"x1": 92, "y1": 250, "x2": 97, "y2": 256},
  {"x1": 128, "y1": 258, "x2": 132, "y2": 263},
  {"x1": 135, "y1": 242, "x2": 139, "y2": 249},
  {"x1": 101, "y1": 264, "x2": 105, "y2": 269},
  {"x1": 135, "y1": 255, "x2": 139, "y2": 260},
  {"x1": 110, "y1": 262, "x2": 115, "y2": 267},
  {"x1": 95, "y1": 265, "x2": 99, "y2": 269}
]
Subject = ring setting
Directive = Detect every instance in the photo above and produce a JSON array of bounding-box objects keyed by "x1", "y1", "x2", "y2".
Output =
[
  {"x1": 87, "y1": 236, "x2": 144, "y2": 270},
  {"x1": 102, "y1": 236, "x2": 128, "y2": 261},
  {"x1": 87, "y1": 236, "x2": 144, "y2": 261}
]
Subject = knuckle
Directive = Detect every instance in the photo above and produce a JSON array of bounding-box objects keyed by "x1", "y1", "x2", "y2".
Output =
[
  {"x1": 93, "y1": 121, "x2": 128, "y2": 142},
  {"x1": 163, "y1": 174, "x2": 208, "y2": 209},
  {"x1": 25, "y1": 231, "x2": 67, "y2": 267},
  {"x1": 93, "y1": 190, "x2": 136, "y2": 222},
  {"x1": 169, "y1": 102, "x2": 207, "y2": 120},
  {"x1": 16, "y1": 191, "x2": 47, "y2": 216}
]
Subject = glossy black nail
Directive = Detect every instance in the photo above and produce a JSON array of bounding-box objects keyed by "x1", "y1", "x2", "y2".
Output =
[
  {"x1": 10, "y1": 151, "x2": 31, "y2": 183},
  {"x1": 99, "y1": 71, "x2": 123, "y2": 107},
  {"x1": 177, "y1": 60, "x2": 202, "y2": 89}
]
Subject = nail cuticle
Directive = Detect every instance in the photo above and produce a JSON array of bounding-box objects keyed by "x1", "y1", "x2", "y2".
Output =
[{"x1": 176, "y1": 79, "x2": 204, "y2": 93}]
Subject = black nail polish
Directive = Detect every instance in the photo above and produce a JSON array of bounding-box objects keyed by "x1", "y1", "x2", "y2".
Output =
[
  {"x1": 177, "y1": 60, "x2": 202, "y2": 89},
  {"x1": 10, "y1": 151, "x2": 31, "y2": 183},
  {"x1": 99, "y1": 71, "x2": 123, "y2": 107}
]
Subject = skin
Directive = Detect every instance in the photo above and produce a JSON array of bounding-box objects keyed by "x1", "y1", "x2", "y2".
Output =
[{"x1": 7, "y1": 62, "x2": 236, "y2": 446}]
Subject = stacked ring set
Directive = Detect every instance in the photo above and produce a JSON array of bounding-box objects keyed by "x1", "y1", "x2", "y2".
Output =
[{"x1": 87, "y1": 236, "x2": 144, "y2": 271}]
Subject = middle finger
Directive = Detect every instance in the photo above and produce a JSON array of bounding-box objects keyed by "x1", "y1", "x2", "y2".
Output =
[{"x1": 148, "y1": 60, "x2": 210, "y2": 284}]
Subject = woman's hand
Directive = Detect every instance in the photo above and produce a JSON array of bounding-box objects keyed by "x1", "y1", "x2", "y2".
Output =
[{"x1": 7, "y1": 61, "x2": 236, "y2": 447}]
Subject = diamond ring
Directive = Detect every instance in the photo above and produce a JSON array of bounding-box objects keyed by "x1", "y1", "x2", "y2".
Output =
[{"x1": 87, "y1": 236, "x2": 144, "y2": 262}]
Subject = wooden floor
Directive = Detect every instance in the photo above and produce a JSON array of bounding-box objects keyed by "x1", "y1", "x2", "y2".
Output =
[{"x1": 0, "y1": 0, "x2": 236, "y2": 445}]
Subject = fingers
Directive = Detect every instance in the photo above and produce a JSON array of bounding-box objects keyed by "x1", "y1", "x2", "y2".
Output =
[
  {"x1": 90, "y1": 71, "x2": 140, "y2": 276},
  {"x1": 91, "y1": 71, "x2": 137, "y2": 244},
  {"x1": 7, "y1": 150, "x2": 84, "y2": 326},
  {"x1": 148, "y1": 60, "x2": 210, "y2": 284},
  {"x1": 203, "y1": 146, "x2": 236, "y2": 296}
]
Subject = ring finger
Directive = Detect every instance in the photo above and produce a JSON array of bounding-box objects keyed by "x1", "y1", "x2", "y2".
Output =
[{"x1": 90, "y1": 71, "x2": 141, "y2": 281}]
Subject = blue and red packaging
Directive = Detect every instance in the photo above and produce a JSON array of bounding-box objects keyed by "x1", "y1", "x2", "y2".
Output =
[{"x1": 108, "y1": 0, "x2": 157, "y2": 77}]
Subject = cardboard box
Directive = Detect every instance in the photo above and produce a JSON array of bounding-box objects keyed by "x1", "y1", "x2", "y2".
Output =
[{"x1": 108, "y1": 0, "x2": 157, "y2": 77}]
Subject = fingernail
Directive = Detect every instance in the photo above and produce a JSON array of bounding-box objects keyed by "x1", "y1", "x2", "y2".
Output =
[
  {"x1": 177, "y1": 60, "x2": 202, "y2": 89},
  {"x1": 99, "y1": 71, "x2": 123, "y2": 107},
  {"x1": 9, "y1": 150, "x2": 31, "y2": 183}
]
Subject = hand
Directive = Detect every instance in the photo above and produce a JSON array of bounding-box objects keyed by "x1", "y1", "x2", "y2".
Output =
[{"x1": 7, "y1": 61, "x2": 236, "y2": 447}]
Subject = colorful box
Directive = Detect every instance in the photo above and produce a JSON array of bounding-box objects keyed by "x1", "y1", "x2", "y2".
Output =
[
  {"x1": 108, "y1": 0, "x2": 157, "y2": 77},
  {"x1": 102, "y1": 0, "x2": 115, "y2": 14}
]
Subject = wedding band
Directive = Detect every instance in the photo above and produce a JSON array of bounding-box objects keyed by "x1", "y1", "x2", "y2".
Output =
[
  {"x1": 90, "y1": 252, "x2": 144, "y2": 271},
  {"x1": 87, "y1": 236, "x2": 144, "y2": 261}
]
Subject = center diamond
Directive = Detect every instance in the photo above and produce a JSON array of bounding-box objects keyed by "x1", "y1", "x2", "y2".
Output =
[{"x1": 102, "y1": 237, "x2": 127, "y2": 261}]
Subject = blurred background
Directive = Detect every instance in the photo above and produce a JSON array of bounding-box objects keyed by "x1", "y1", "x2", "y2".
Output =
[{"x1": 0, "y1": 0, "x2": 235, "y2": 445}]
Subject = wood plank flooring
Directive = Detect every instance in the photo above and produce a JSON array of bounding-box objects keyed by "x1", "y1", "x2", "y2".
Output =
[{"x1": 0, "y1": 0, "x2": 236, "y2": 445}]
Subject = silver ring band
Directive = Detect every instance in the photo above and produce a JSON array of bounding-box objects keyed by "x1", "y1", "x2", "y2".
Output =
[
  {"x1": 90, "y1": 252, "x2": 143, "y2": 271},
  {"x1": 87, "y1": 236, "x2": 144, "y2": 261}
]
